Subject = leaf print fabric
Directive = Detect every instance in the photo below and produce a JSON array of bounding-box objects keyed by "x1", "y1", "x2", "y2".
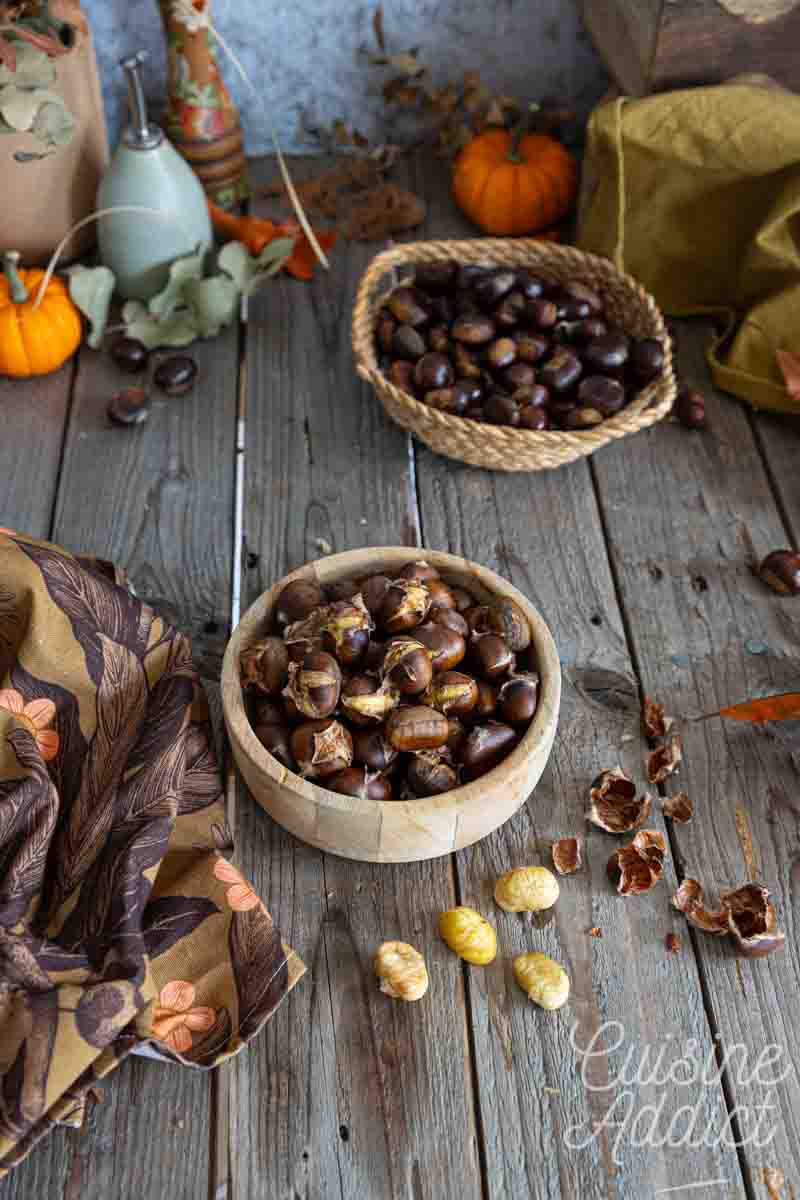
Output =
[{"x1": 0, "y1": 531, "x2": 304, "y2": 1176}]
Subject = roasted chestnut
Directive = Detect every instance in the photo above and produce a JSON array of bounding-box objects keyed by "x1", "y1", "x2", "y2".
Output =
[
  {"x1": 461, "y1": 721, "x2": 519, "y2": 778},
  {"x1": 382, "y1": 637, "x2": 433, "y2": 695},
  {"x1": 322, "y1": 599, "x2": 373, "y2": 666},
  {"x1": 387, "y1": 286, "x2": 430, "y2": 327},
  {"x1": 240, "y1": 636, "x2": 289, "y2": 695},
  {"x1": 413, "y1": 623, "x2": 466, "y2": 672},
  {"x1": 498, "y1": 672, "x2": 539, "y2": 726},
  {"x1": 407, "y1": 750, "x2": 459, "y2": 796},
  {"x1": 253, "y1": 697, "x2": 286, "y2": 726},
  {"x1": 759, "y1": 550, "x2": 800, "y2": 596},
  {"x1": 360, "y1": 574, "x2": 392, "y2": 616},
  {"x1": 380, "y1": 579, "x2": 430, "y2": 632},
  {"x1": 445, "y1": 717, "x2": 467, "y2": 759},
  {"x1": 424, "y1": 578, "x2": 456, "y2": 609},
  {"x1": 327, "y1": 766, "x2": 393, "y2": 801},
  {"x1": 392, "y1": 324, "x2": 426, "y2": 360},
  {"x1": 473, "y1": 679, "x2": 498, "y2": 720},
  {"x1": 386, "y1": 705, "x2": 449, "y2": 752},
  {"x1": 290, "y1": 718, "x2": 353, "y2": 778},
  {"x1": 471, "y1": 633, "x2": 515, "y2": 680},
  {"x1": 422, "y1": 671, "x2": 479, "y2": 718},
  {"x1": 415, "y1": 352, "x2": 454, "y2": 391},
  {"x1": 276, "y1": 579, "x2": 326, "y2": 629},
  {"x1": 340, "y1": 674, "x2": 399, "y2": 726},
  {"x1": 352, "y1": 726, "x2": 400, "y2": 773},
  {"x1": 399, "y1": 560, "x2": 440, "y2": 583},
  {"x1": 464, "y1": 604, "x2": 491, "y2": 636},
  {"x1": 283, "y1": 651, "x2": 341, "y2": 719},
  {"x1": 539, "y1": 348, "x2": 582, "y2": 393},
  {"x1": 452, "y1": 314, "x2": 496, "y2": 346},
  {"x1": 428, "y1": 607, "x2": 469, "y2": 638},
  {"x1": 254, "y1": 722, "x2": 296, "y2": 771},
  {"x1": 577, "y1": 375, "x2": 625, "y2": 416},
  {"x1": 486, "y1": 597, "x2": 531, "y2": 652}
]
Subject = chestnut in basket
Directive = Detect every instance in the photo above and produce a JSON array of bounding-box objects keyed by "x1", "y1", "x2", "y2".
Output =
[
  {"x1": 244, "y1": 561, "x2": 542, "y2": 802},
  {"x1": 374, "y1": 263, "x2": 667, "y2": 432}
]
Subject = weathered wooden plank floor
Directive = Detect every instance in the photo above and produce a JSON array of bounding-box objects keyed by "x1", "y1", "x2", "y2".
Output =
[{"x1": 1, "y1": 153, "x2": 799, "y2": 1200}]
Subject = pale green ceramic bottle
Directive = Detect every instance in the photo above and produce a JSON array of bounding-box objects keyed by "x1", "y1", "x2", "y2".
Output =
[{"x1": 97, "y1": 51, "x2": 213, "y2": 301}]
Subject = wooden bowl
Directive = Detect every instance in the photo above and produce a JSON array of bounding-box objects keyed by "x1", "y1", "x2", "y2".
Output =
[{"x1": 221, "y1": 548, "x2": 561, "y2": 863}]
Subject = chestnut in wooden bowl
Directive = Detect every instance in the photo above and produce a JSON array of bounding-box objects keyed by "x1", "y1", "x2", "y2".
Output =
[{"x1": 221, "y1": 548, "x2": 560, "y2": 863}]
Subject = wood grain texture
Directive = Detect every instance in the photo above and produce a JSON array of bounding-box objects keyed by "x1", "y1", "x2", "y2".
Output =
[
  {"x1": 752, "y1": 408, "x2": 800, "y2": 545},
  {"x1": 0, "y1": 325, "x2": 240, "y2": 1199},
  {"x1": 0, "y1": 367, "x2": 72, "y2": 538},
  {"x1": 227, "y1": 158, "x2": 481, "y2": 1200},
  {"x1": 411, "y1": 158, "x2": 744, "y2": 1198},
  {"x1": 591, "y1": 321, "x2": 800, "y2": 1187}
]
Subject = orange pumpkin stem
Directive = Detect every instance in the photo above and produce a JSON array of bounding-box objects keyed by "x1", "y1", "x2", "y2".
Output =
[
  {"x1": 507, "y1": 104, "x2": 541, "y2": 163},
  {"x1": 2, "y1": 252, "x2": 29, "y2": 305}
]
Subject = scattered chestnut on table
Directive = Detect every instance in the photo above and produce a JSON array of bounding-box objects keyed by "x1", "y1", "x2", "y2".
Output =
[
  {"x1": 759, "y1": 550, "x2": 800, "y2": 596},
  {"x1": 241, "y1": 561, "x2": 541, "y2": 799}
]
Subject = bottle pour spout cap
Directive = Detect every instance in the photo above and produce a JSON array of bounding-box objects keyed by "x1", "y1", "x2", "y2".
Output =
[{"x1": 120, "y1": 51, "x2": 163, "y2": 150}]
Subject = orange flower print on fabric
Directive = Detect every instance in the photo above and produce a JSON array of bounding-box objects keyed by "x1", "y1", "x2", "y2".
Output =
[
  {"x1": 213, "y1": 856, "x2": 266, "y2": 914},
  {"x1": 151, "y1": 980, "x2": 215, "y2": 1055},
  {"x1": 0, "y1": 689, "x2": 59, "y2": 761}
]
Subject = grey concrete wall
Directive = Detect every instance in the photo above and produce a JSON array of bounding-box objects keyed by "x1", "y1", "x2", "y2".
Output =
[{"x1": 85, "y1": 1, "x2": 608, "y2": 156}]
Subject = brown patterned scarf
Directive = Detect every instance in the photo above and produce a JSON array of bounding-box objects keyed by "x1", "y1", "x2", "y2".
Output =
[{"x1": 0, "y1": 531, "x2": 304, "y2": 1175}]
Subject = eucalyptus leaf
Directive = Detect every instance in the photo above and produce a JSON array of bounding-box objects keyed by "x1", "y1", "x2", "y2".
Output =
[
  {"x1": 217, "y1": 241, "x2": 251, "y2": 292},
  {"x1": 218, "y1": 237, "x2": 295, "y2": 294},
  {"x1": 0, "y1": 44, "x2": 55, "y2": 90},
  {"x1": 122, "y1": 300, "x2": 200, "y2": 350},
  {"x1": 183, "y1": 274, "x2": 239, "y2": 338},
  {"x1": 148, "y1": 244, "x2": 206, "y2": 320},
  {"x1": 255, "y1": 237, "x2": 295, "y2": 269},
  {"x1": 67, "y1": 265, "x2": 115, "y2": 350},
  {"x1": 0, "y1": 84, "x2": 44, "y2": 132},
  {"x1": 32, "y1": 98, "x2": 74, "y2": 147},
  {"x1": 247, "y1": 251, "x2": 295, "y2": 299}
]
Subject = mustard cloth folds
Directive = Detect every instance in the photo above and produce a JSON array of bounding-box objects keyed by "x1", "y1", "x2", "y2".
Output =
[
  {"x1": 577, "y1": 83, "x2": 800, "y2": 414},
  {"x1": 0, "y1": 531, "x2": 304, "y2": 1175}
]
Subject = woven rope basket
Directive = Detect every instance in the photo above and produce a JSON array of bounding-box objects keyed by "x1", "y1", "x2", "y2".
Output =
[{"x1": 352, "y1": 239, "x2": 676, "y2": 472}]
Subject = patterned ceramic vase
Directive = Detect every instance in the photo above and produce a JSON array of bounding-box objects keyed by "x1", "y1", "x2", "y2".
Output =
[{"x1": 157, "y1": 0, "x2": 248, "y2": 208}]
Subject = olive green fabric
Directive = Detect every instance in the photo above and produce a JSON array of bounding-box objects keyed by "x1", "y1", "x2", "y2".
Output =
[{"x1": 577, "y1": 84, "x2": 800, "y2": 414}]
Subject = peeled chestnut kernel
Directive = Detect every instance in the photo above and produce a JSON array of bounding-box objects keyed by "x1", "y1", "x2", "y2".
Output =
[
  {"x1": 327, "y1": 766, "x2": 393, "y2": 802},
  {"x1": 486, "y1": 597, "x2": 531, "y2": 652},
  {"x1": 486, "y1": 337, "x2": 517, "y2": 370},
  {"x1": 414, "y1": 352, "x2": 453, "y2": 391},
  {"x1": 382, "y1": 637, "x2": 433, "y2": 695},
  {"x1": 414, "y1": 260, "x2": 458, "y2": 294},
  {"x1": 408, "y1": 750, "x2": 459, "y2": 796},
  {"x1": 583, "y1": 332, "x2": 629, "y2": 372},
  {"x1": 577, "y1": 375, "x2": 625, "y2": 416},
  {"x1": 472, "y1": 633, "x2": 515, "y2": 680},
  {"x1": 352, "y1": 726, "x2": 400, "y2": 773},
  {"x1": 392, "y1": 324, "x2": 426, "y2": 360},
  {"x1": 291, "y1": 718, "x2": 353, "y2": 779},
  {"x1": 341, "y1": 674, "x2": 400, "y2": 725},
  {"x1": 428, "y1": 607, "x2": 469, "y2": 638},
  {"x1": 240, "y1": 636, "x2": 289, "y2": 695},
  {"x1": 381, "y1": 579, "x2": 430, "y2": 632},
  {"x1": 462, "y1": 721, "x2": 519, "y2": 778},
  {"x1": 321, "y1": 598, "x2": 373, "y2": 666},
  {"x1": 539, "y1": 348, "x2": 582, "y2": 393},
  {"x1": 387, "y1": 286, "x2": 429, "y2": 327},
  {"x1": 630, "y1": 338, "x2": 665, "y2": 383},
  {"x1": 414, "y1": 623, "x2": 466, "y2": 672},
  {"x1": 276, "y1": 579, "x2": 326, "y2": 628},
  {"x1": 675, "y1": 386, "x2": 707, "y2": 429},
  {"x1": 360, "y1": 574, "x2": 392, "y2": 616},
  {"x1": 452, "y1": 314, "x2": 496, "y2": 346},
  {"x1": 254, "y1": 723, "x2": 296, "y2": 771},
  {"x1": 388, "y1": 360, "x2": 416, "y2": 394},
  {"x1": 484, "y1": 392, "x2": 521, "y2": 427},
  {"x1": 515, "y1": 332, "x2": 549, "y2": 364},
  {"x1": 283, "y1": 651, "x2": 341, "y2": 719},
  {"x1": 759, "y1": 550, "x2": 800, "y2": 596},
  {"x1": 498, "y1": 671, "x2": 540, "y2": 726},
  {"x1": 387, "y1": 705, "x2": 449, "y2": 752},
  {"x1": 422, "y1": 671, "x2": 479, "y2": 718},
  {"x1": 473, "y1": 679, "x2": 498, "y2": 719},
  {"x1": 400, "y1": 560, "x2": 440, "y2": 583}
]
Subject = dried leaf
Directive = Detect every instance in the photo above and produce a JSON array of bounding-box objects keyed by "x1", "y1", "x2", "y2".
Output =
[
  {"x1": 385, "y1": 50, "x2": 423, "y2": 77},
  {"x1": 122, "y1": 300, "x2": 199, "y2": 350},
  {"x1": 0, "y1": 41, "x2": 54, "y2": 87},
  {"x1": 552, "y1": 836, "x2": 582, "y2": 875},
  {"x1": 642, "y1": 695, "x2": 674, "y2": 739},
  {"x1": 67, "y1": 264, "x2": 115, "y2": 350},
  {"x1": 647, "y1": 734, "x2": 682, "y2": 783},
  {"x1": 776, "y1": 349, "x2": 800, "y2": 402},
  {"x1": 182, "y1": 274, "x2": 239, "y2": 338},
  {"x1": 148, "y1": 244, "x2": 206, "y2": 320},
  {"x1": 383, "y1": 77, "x2": 422, "y2": 107},
  {"x1": 587, "y1": 767, "x2": 651, "y2": 834},
  {"x1": 662, "y1": 791, "x2": 693, "y2": 823},
  {"x1": 342, "y1": 183, "x2": 425, "y2": 241},
  {"x1": 31, "y1": 95, "x2": 73, "y2": 145},
  {"x1": 671, "y1": 878, "x2": 729, "y2": 934},
  {"x1": 0, "y1": 81, "x2": 47, "y2": 130},
  {"x1": 703, "y1": 691, "x2": 800, "y2": 723},
  {"x1": 588, "y1": 926, "x2": 602, "y2": 938}
]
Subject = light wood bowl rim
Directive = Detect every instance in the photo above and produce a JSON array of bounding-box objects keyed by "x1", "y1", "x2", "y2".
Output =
[{"x1": 221, "y1": 548, "x2": 561, "y2": 855}]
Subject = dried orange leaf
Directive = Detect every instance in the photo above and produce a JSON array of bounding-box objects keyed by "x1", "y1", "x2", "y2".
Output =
[
  {"x1": 705, "y1": 691, "x2": 800, "y2": 723},
  {"x1": 647, "y1": 734, "x2": 682, "y2": 783},
  {"x1": 372, "y1": 5, "x2": 385, "y2": 53},
  {"x1": 552, "y1": 836, "x2": 582, "y2": 875},
  {"x1": 662, "y1": 791, "x2": 693, "y2": 824},
  {"x1": 642, "y1": 695, "x2": 674, "y2": 739},
  {"x1": 588, "y1": 926, "x2": 602, "y2": 938},
  {"x1": 671, "y1": 878, "x2": 728, "y2": 934},
  {"x1": 587, "y1": 768, "x2": 651, "y2": 833},
  {"x1": 722, "y1": 883, "x2": 785, "y2": 959}
]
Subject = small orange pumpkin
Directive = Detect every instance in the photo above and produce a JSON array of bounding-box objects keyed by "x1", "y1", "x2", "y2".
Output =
[
  {"x1": 0, "y1": 251, "x2": 83, "y2": 378},
  {"x1": 452, "y1": 128, "x2": 578, "y2": 236}
]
